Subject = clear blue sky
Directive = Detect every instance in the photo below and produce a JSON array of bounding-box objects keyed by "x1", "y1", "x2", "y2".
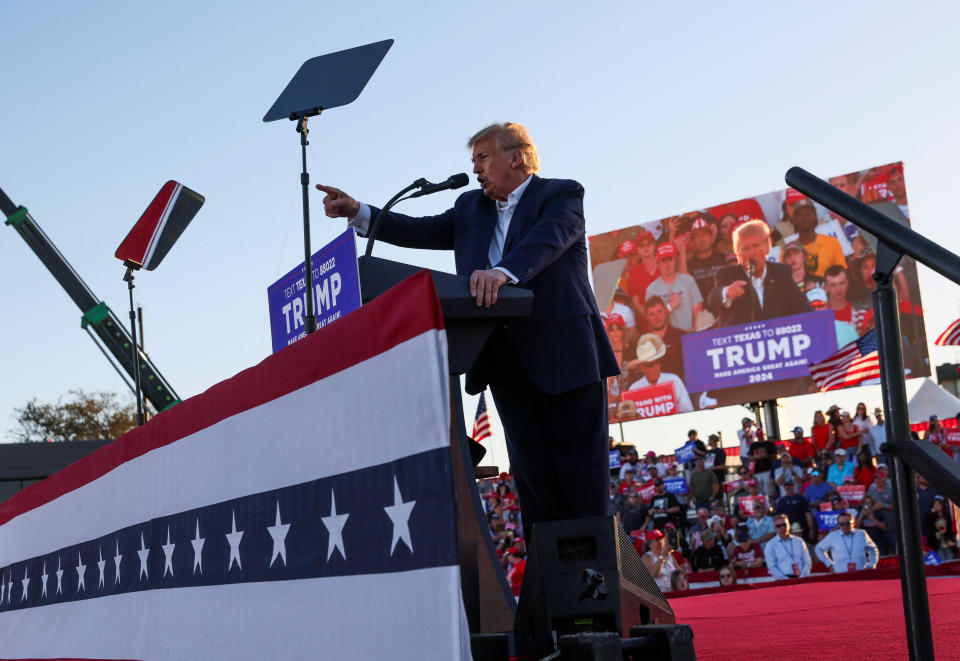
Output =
[{"x1": 2, "y1": 1, "x2": 959, "y2": 459}]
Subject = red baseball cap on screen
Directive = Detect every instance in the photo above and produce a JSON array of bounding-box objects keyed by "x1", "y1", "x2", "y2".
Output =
[
  {"x1": 635, "y1": 229, "x2": 656, "y2": 245},
  {"x1": 785, "y1": 188, "x2": 807, "y2": 205},
  {"x1": 619, "y1": 240, "x2": 638, "y2": 257},
  {"x1": 605, "y1": 313, "x2": 625, "y2": 329},
  {"x1": 647, "y1": 529, "x2": 665, "y2": 540},
  {"x1": 691, "y1": 217, "x2": 711, "y2": 232},
  {"x1": 656, "y1": 243, "x2": 676, "y2": 261}
]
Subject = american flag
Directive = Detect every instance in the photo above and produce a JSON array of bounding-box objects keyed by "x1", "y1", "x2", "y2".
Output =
[
  {"x1": 935, "y1": 318, "x2": 960, "y2": 346},
  {"x1": 472, "y1": 392, "x2": 491, "y2": 442},
  {"x1": 809, "y1": 329, "x2": 881, "y2": 391}
]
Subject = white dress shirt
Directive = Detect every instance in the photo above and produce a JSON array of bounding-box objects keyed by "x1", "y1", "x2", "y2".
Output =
[
  {"x1": 763, "y1": 534, "x2": 811, "y2": 579},
  {"x1": 815, "y1": 528, "x2": 878, "y2": 572},
  {"x1": 349, "y1": 175, "x2": 532, "y2": 284}
]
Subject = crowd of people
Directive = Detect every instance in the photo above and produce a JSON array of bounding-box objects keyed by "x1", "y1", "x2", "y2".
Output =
[
  {"x1": 479, "y1": 400, "x2": 959, "y2": 597},
  {"x1": 593, "y1": 163, "x2": 928, "y2": 421},
  {"x1": 608, "y1": 404, "x2": 958, "y2": 592}
]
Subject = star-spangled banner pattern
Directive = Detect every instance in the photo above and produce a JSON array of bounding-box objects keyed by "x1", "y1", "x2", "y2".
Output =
[
  {"x1": 0, "y1": 271, "x2": 470, "y2": 660},
  {"x1": 0, "y1": 448, "x2": 453, "y2": 612}
]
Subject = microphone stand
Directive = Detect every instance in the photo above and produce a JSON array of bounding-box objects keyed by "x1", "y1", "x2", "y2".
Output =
[{"x1": 364, "y1": 180, "x2": 425, "y2": 257}]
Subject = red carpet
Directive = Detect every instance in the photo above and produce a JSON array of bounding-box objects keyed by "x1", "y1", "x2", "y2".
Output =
[{"x1": 671, "y1": 577, "x2": 960, "y2": 660}]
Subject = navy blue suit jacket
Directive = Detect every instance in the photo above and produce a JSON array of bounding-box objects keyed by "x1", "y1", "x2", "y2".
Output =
[{"x1": 368, "y1": 175, "x2": 619, "y2": 395}]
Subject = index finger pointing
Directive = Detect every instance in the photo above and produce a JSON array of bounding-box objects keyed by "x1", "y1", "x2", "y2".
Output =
[{"x1": 315, "y1": 184, "x2": 340, "y2": 195}]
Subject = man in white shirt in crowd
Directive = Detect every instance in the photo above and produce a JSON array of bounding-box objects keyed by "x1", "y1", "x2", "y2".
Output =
[
  {"x1": 815, "y1": 511, "x2": 878, "y2": 573},
  {"x1": 764, "y1": 514, "x2": 812, "y2": 580}
]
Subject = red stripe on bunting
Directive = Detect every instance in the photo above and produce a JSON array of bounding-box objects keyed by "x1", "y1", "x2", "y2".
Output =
[{"x1": 0, "y1": 271, "x2": 444, "y2": 526}]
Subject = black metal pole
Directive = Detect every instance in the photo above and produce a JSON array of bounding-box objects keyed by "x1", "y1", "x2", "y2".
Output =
[
  {"x1": 123, "y1": 268, "x2": 145, "y2": 426},
  {"x1": 874, "y1": 277, "x2": 934, "y2": 661},
  {"x1": 297, "y1": 116, "x2": 318, "y2": 335},
  {"x1": 762, "y1": 399, "x2": 781, "y2": 440}
]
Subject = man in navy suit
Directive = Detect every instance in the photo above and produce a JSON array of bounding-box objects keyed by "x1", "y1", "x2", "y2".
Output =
[
  {"x1": 316, "y1": 123, "x2": 619, "y2": 539},
  {"x1": 707, "y1": 220, "x2": 811, "y2": 326}
]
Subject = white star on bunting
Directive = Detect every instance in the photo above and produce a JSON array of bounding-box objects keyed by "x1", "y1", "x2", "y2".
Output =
[
  {"x1": 138, "y1": 532, "x2": 150, "y2": 580},
  {"x1": 191, "y1": 519, "x2": 205, "y2": 574},
  {"x1": 76, "y1": 551, "x2": 87, "y2": 592},
  {"x1": 384, "y1": 476, "x2": 416, "y2": 555},
  {"x1": 97, "y1": 546, "x2": 106, "y2": 588},
  {"x1": 226, "y1": 510, "x2": 244, "y2": 571},
  {"x1": 266, "y1": 502, "x2": 290, "y2": 567},
  {"x1": 321, "y1": 490, "x2": 349, "y2": 561},
  {"x1": 162, "y1": 526, "x2": 176, "y2": 578},
  {"x1": 55, "y1": 557, "x2": 63, "y2": 595},
  {"x1": 40, "y1": 561, "x2": 48, "y2": 598},
  {"x1": 114, "y1": 539, "x2": 122, "y2": 585},
  {"x1": 20, "y1": 566, "x2": 29, "y2": 602}
]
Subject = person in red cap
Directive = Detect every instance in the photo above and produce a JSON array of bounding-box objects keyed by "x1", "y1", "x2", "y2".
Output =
[
  {"x1": 645, "y1": 242, "x2": 703, "y2": 332},
  {"x1": 640, "y1": 528, "x2": 680, "y2": 592},
  {"x1": 505, "y1": 547, "x2": 526, "y2": 596},
  {"x1": 620, "y1": 230, "x2": 660, "y2": 311}
]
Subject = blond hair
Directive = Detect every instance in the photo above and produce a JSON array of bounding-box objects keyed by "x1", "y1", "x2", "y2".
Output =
[
  {"x1": 732, "y1": 219, "x2": 771, "y2": 252},
  {"x1": 467, "y1": 122, "x2": 541, "y2": 175}
]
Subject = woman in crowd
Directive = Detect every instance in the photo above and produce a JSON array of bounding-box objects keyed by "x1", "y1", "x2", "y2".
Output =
[
  {"x1": 853, "y1": 403, "x2": 873, "y2": 447},
  {"x1": 718, "y1": 567, "x2": 737, "y2": 588},
  {"x1": 710, "y1": 516, "x2": 732, "y2": 550},
  {"x1": 836, "y1": 410, "x2": 865, "y2": 451},
  {"x1": 854, "y1": 449, "x2": 876, "y2": 487},
  {"x1": 642, "y1": 529, "x2": 681, "y2": 592},
  {"x1": 716, "y1": 214, "x2": 738, "y2": 255},
  {"x1": 811, "y1": 410, "x2": 834, "y2": 457}
]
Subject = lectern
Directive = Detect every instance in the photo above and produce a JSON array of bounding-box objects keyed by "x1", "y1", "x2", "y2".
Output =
[{"x1": 357, "y1": 255, "x2": 532, "y2": 636}]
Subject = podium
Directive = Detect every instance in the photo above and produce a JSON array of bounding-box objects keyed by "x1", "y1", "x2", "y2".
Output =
[{"x1": 358, "y1": 255, "x2": 532, "y2": 635}]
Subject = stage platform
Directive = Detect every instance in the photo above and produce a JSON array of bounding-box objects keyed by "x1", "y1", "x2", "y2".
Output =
[{"x1": 671, "y1": 576, "x2": 960, "y2": 660}]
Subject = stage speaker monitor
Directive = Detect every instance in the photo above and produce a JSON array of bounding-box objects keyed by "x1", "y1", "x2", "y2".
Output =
[{"x1": 514, "y1": 516, "x2": 675, "y2": 659}]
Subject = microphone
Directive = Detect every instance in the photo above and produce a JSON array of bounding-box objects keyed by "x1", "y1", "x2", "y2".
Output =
[
  {"x1": 409, "y1": 173, "x2": 469, "y2": 198},
  {"x1": 747, "y1": 258, "x2": 758, "y2": 278}
]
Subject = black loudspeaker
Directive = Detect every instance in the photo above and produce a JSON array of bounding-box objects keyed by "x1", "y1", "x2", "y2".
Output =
[{"x1": 514, "y1": 516, "x2": 676, "y2": 659}]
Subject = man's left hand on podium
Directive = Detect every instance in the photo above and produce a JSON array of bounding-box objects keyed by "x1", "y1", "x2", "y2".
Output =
[{"x1": 470, "y1": 269, "x2": 509, "y2": 308}]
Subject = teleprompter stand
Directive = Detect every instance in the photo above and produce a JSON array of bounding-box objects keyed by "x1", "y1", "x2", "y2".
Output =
[
  {"x1": 787, "y1": 166, "x2": 960, "y2": 661},
  {"x1": 357, "y1": 255, "x2": 532, "y2": 642},
  {"x1": 264, "y1": 39, "x2": 393, "y2": 335}
]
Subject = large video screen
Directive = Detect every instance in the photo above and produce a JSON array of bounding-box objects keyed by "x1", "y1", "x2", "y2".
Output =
[{"x1": 589, "y1": 161, "x2": 928, "y2": 423}]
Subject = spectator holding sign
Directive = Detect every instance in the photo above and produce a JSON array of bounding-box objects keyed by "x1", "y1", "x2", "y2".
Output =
[
  {"x1": 688, "y1": 456, "x2": 720, "y2": 511},
  {"x1": 764, "y1": 514, "x2": 812, "y2": 579},
  {"x1": 815, "y1": 512, "x2": 878, "y2": 573},
  {"x1": 626, "y1": 334, "x2": 693, "y2": 413}
]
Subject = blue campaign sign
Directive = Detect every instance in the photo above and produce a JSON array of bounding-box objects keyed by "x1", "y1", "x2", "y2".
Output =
[
  {"x1": 681, "y1": 310, "x2": 837, "y2": 393},
  {"x1": 609, "y1": 450, "x2": 622, "y2": 469},
  {"x1": 664, "y1": 477, "x2": 687, "y2": 494},
  {"x1": 675, "y1": 441, "x2": 696, "y2": 464},
  {"x1": 266, "y1": 228, "x2": 361, "y2": 353},
  {"x1": 924, "y1": 550, "x2": 942, "y2": 566},
  {"x1": 815, "y1": 509, "x2": 857, "y2": 530}
]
